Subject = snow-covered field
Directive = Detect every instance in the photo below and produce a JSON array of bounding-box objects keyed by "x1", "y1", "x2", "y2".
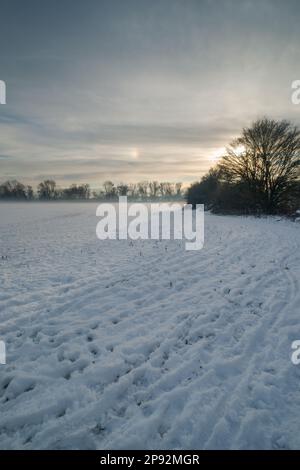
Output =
[{"x1": 0, "y1": 202, "x2": 300, "y2": 450}]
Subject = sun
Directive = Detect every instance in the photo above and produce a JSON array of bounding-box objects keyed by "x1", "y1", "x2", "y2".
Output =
[
  {"x1": 131, "y1": 148, "x2": 139, "y2": 159},
  {"x1": 234, "y1": 144, "x2": 246, "y2": 156},
  {"x1": 209, "y1": 147, "x2": 226, "y2": 162},
  {"x1": 209, "y1": 144, "x2": 245, "y2": 163}
]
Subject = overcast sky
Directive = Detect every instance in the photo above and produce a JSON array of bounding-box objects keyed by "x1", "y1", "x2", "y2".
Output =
[{"x1": 1, "y1": 0, "x2": 300, "y2": 187}]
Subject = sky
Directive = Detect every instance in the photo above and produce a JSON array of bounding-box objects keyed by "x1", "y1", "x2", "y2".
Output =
[{"x1": 1, "y1": 0, "x2": 300, "y2": 188}]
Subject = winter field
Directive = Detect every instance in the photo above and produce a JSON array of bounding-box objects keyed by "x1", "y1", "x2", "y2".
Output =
[{"x1": 0, "y1": 202, "x2": 300, "y2": 450}]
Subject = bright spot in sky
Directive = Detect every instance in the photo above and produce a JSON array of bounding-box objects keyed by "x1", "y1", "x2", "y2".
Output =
[
  {"x1": 209, "y1": 147, "x2": 226, "y2": 163},
  {"x1": 234, "y1": 144, "x2": 246, "y2": 156},
  {"x1": 209, "y1": 144, "x2": 245, "y2": 163},
  {"x1": 131, "y1": 148, "x2": 139, "y2": 159}
]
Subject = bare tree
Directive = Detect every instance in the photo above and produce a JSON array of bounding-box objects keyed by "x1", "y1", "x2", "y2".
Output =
[
  {"x1": 103, "y1": 181, "x2": 116, "y2": 199},
  {"x1": 175, "y1": 182, "x2": 183, "y2": 197},
  {"x1": 37, "y1": 180, "x2": 58, "y2": 200},
  {"x1": 164, "y1": 182, "x2": 174, "y2": 197},
  {"x1": 219, "y1": 118, "x2": 300, "y2": 213},
  {"x1": 137, "y1": 181, "x2": 149, "y2": 199},
  {"x1": 128, "y1": 183, "x2": 138, "y2": 198},
  {"x1": 116, "y1": 183, "x2": 129, "y2": 196},
  {"x1": 26, "y1": 185, "x2": 34, "y2": 200},
  {"x1": 159, "y1": 182, "x2": 167, "y2": 197},
  {"x1": 149, "y1": 181, "x2": 160, "y2": 198},
  {"x1": 0, "y1": 180, "x2": 28, "y2": 199},
  {"x1": 62, "y1": 184, "x2": 90, "y2": 199}
]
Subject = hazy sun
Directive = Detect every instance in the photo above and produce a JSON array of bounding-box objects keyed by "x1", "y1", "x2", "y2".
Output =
[
  {"x1": 209, "y1": 147, "x2": 226, "y2": 162},
  {"x1": 209, "y1": 144, "x2": 245, "y2": 163},
  {"x1": 234, "y1": 144, "x2": 245, "y2": 156},
  {"x1": 131, "y1": 148, "x2": 139, "y2": 159}
]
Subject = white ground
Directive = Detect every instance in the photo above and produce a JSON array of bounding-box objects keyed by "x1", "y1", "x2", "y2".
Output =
[{"x1": 0, "y1": 202, "x2": 300, "y2": 450}]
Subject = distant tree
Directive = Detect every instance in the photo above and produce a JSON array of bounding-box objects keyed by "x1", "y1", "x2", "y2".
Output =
[
  {"x1": 0, "y1": 180, "x2": 27, "y2": 199},
  {"x1": 128, "y1": 183, "x2": 138, "y2": 198},
  {"x1": 164, "y1": 182, "x2": 174, "y2": 197},
  {"x1": 137, "y1": 181, "x2": 148, "y2": 199},
  {"x1": 37, "y1": 180, "x2": 58, "y2": 200},
  {"x1": 92, "y1": 189, "x2": 105, "y2": 200},
  {"x1": 103, "y1": 181, "x2": 116, "y2": 199},
  {"x1": 175, "y1": 182, "x2": 183, "y2": 197},
  {"x1": 159, "y1": 182, "x2": 169, "y2": 197},
  {"x1": 116, "y1": 183, "x2": 129, "y2": 196},
  {"x1": 26, "y1": 185, "x2": 34, "y2": 200},
  {"x1": 149, "y1": 181, "x2": 160, "y2": 198},
  {"x1": 62, "y1": 184, "x2": 90, "y2": 200},
  {"x1": 159, "y1": 182, "x2": 165, "y2": 197},
  {"x1": 80, "y1": 184, "x2": 90, "y2": 199}
]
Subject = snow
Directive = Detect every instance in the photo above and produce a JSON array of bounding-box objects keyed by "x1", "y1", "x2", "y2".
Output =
[{"x1": 0, "y1": 202, "x2": 300, "y2": 450}]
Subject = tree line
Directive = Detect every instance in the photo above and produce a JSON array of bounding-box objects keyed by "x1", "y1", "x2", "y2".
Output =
[
  {"x1": 0, "y1": 180, "x2": 184, "y2": 201},
  {"x1": 2, "y1": 118, "x2": 299, "y2": 214},
  {"x1": 187, "y1": 118, "x2": 300, "y2": 215}
]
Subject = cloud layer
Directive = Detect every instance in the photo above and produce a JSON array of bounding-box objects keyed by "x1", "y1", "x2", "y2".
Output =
[{"x1": 1, "y1": 0, "x2": 300, "y2": 187}]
